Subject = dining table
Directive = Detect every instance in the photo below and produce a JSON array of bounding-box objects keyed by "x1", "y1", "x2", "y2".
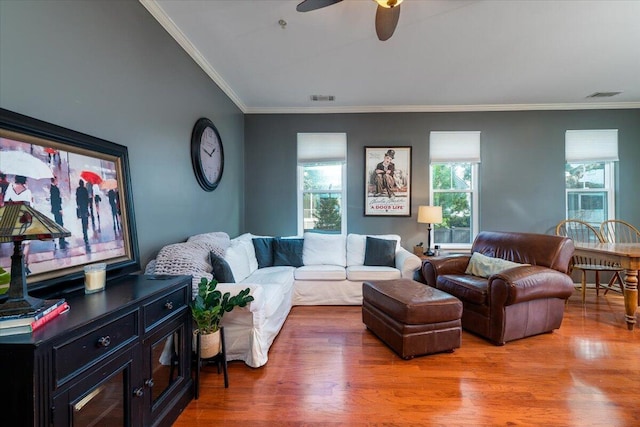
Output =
[{"x1": 573, "y1": 242, "x2": 640, "y2": 330}]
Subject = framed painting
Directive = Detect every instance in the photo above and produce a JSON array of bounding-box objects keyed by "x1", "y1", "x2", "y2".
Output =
[
  {"x1": 364, "y1": 146, "x2": 411, "y2": 216},
  {"x1": 0, "y1": 108, "x2": 140, "y2": 296}
]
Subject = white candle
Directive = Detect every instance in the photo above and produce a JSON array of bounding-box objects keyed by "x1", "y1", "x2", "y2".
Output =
[{"x1": 84, "y1": 263, "x2": 106, "y2": 294}]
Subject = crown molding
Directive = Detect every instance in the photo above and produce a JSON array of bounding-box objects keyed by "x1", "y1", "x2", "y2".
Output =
[
  {"x1": 139, "y1": 0, "x2": 247, "y2": 113},
  {"x1": 245, "y1": 102, "x2": 640, "y2": 115}
]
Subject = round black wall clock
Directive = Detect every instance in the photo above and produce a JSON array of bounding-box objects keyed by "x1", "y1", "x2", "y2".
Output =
[{"x1": 191, "y1": 118, "x2": 224, "y2": 191}]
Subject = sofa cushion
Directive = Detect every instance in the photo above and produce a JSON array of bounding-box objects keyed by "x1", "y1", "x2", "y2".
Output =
[
  {"x1": 302, "y1": 232, "x2": 346, "y2": 267},
  {"x1": 295, "y1": 265, "x2": 347, "y2": 281},
  {"x1": 363, "y1": 236, "x2": 397, "y2": 267},
  {"x1": 225, "y1": 240, "x2": 252, "y2": 282},
  {"x1": 437, "y1": 274, "x2": 488, "y2": 305},
  {"x1": 234, "y1": 233, "x2": 259, "y2": 273},
  {"x1": 210, "y1": 252, "x2": 235, "y2": 283},
  {"x1": 252, "y1": 237, "x2": 275, "y2": 268},
  {"x1": 346, "y1": 265, "x2": 402, "y2": 281},
  {"x1": 465, "y1": 252, "x2": 528, "y2": 278},
  {"x1": 273, "y1": 238, "x2": 304, "y2": 267},
  {"x1": 346, "y1": 233, "x2": 401, "y2": 266},
  {"x1": 239, "y1": 266, "x2": 295, "y2": 318}
]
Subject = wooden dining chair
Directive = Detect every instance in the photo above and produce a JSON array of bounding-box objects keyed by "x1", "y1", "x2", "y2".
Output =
[
  {"x1": 555, "y1": 219, "x2": 625, "y2": 304},
  {"x1": 600, "y1": 219, "x2": 640, "y2": 244}
]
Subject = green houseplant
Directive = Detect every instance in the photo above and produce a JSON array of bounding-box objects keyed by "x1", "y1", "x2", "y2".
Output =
[{"x1": 191, "y1": 277, "x2": 254, "y2": 357}]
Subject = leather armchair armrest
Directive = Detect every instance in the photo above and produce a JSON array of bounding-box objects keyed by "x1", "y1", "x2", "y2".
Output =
[
  {"x1": 489, "y1": 265, "x2": 575, "y2": 306},
  {"x1": 422, "y1": 254, "x2": 471, "y2": 287}
]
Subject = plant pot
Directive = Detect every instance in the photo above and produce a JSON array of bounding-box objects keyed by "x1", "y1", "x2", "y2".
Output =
[{"x1": 194, "y1": 329, "x2": 221, "y2": 359}]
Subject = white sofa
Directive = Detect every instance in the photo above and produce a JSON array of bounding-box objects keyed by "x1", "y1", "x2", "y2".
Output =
[{"x1": 148, "y1": 231, "x2": 421, "y2": 368}]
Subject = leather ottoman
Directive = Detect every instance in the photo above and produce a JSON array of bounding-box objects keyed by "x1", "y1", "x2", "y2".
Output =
[{"x1": 362, "y1": 279, "x2": 462, "y2": 359}]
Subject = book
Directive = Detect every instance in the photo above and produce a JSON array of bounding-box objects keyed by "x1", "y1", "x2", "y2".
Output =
[
  {"x1": 0, "y1": 301, "x2": 69, "y2": 336},
  {"x1": 31, "y1": 301, "x2": 69, "y2": 331},
  {"x1": 0, "y1": 299, "x2": 66, "y2": 329}
]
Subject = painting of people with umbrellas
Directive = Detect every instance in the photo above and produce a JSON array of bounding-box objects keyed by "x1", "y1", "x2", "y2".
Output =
[{"x1": 0, "y1": 111, "x2": 136, "y2": 289}]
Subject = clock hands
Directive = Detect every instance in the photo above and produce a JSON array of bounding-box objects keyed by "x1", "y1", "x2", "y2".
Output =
[{"x1": 203, "y1": 146, "x2": 217, "y2": 157}]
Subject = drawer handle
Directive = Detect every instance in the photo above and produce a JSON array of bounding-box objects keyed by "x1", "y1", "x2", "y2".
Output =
[
  {"x1": 97, "y1": 336, "x2": 111, "y2": 348},
  {"x1": 164, "y1": 301, "x2": 174, "y2": 310},
  {"x1": 145, "y1": 378, "x2": 155, "y2": 388},
  {"x1": 133, "y1": 387, "x2": 144, "y2": 398}
]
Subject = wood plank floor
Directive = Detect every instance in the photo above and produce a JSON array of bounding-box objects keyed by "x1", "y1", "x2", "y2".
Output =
[{"x1": 174, "y1": 289, "x2": 640, "y2": 426}]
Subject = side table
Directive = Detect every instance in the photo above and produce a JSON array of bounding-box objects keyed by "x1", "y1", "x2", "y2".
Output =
[{"x1": 194, "y1": 327, "x2": 228, "y2": 399}]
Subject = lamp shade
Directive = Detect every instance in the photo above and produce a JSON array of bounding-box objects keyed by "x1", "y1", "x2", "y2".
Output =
[
  {"x1": 417, "y1": 206, "x2": 443, "y2": 224},
  {"x1": 0, "y1": 202, "x2": 71, "y2": 242}
]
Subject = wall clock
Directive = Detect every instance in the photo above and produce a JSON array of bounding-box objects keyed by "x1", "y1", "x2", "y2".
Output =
[{"x1": 191, "y1": 118, "x2": 224, "y2": 191}]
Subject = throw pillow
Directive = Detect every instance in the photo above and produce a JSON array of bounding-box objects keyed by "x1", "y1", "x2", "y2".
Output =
[
  {"x1": 302, "y1": 232, "x2": 346, "y2": 266},
  {"x1": 273, "y1": 238, "x2": 304, "y2": 267},
  {"x1": 465, "y1": 252, "x2": 529, "y2": 278},
  {"x1": 209, "y1": 252, "x2": 236, "y2": 283},
  {"x1": 363, "y1": 236, "x2": 397, "y2": 267},
  {"x1": 252, "y1": 237, "x2": 275, "y2": 268}
]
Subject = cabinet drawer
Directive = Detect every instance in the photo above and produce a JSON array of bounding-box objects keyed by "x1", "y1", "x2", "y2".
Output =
[
  {"x1": 54, "y1": 311, "x2": 138, "y2": 385},
  {"x1": 143, "y1": 287, "x2": 188, "y2": 332}
]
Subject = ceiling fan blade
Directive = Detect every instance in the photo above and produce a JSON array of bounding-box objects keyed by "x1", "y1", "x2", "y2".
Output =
[
  {"x1": 375, "y1": 4, "x2": 401, "y2": 41},
  {"x1": 296, "y1": 0, "x2": 343, "y2": 13}
]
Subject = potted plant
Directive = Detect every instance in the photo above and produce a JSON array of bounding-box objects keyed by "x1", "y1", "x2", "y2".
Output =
[{"x1": 191, "y1": 277, "x2": 254, "y2": 358}]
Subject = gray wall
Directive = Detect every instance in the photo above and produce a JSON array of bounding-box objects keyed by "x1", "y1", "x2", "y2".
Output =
[
  {"x1": 0, "y1": 0, "x2": 245, "y2": 267},
  {"x1": 245, "y1": 109, "x2": 640, "y2": 249}
]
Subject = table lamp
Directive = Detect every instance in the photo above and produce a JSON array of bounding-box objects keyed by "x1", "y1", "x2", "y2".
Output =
[
  {"x1": 0, "y1": 202, "x2": 71, "y2": 316},
  {"x1": 417, "y1": 205, "x2": 443, "y2": 256}
]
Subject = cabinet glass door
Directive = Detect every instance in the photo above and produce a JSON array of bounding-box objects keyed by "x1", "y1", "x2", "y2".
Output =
[
  {"x1": 72, "y1": 371, "x2": 124, "y2": 426},
  {"x1": 150, "y1": 327, "x2": 183, "y2": 403}
]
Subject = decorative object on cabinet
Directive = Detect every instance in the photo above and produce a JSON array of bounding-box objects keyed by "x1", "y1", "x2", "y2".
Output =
[
  {"x1": 0, "y1": 274, "x2": 193, "y2": 426},
  {"x1": 417, "y1": 205, "x2": 443, "y2": 257},
  {"x1": 364, "y1": 146, "x2": 411, "y2": 216},
  {"x1": 0, "y1": 202, "x2": 70, "y2": 315},
  {"x1": 191, "y1": 117, "x2": 224, "y2": 192},
  {"x1": 0, "y1": 108, "x2": 140, "y2": 299}
]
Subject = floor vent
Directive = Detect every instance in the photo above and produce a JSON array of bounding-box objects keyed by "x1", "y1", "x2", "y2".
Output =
[
  {"x1": 310, "y1": 95, "x2": 335, "y2": 102},
  {"x1": 586, "y1": 91, "x2": 622, "y2": 98}
]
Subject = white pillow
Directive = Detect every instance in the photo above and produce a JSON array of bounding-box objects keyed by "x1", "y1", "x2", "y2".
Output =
[
  {"x1": 465, "y1": 252, "x2": 529, "y2": 278},
  {"x1": 302, "y1": 232, "x2": 346, "y2": 266},
  {"x1": 224, "y1": 240, "x2": 252, "y2": 282},
  {"x1": 346, "y1": 233, "x2": 401, "y2": 266}
]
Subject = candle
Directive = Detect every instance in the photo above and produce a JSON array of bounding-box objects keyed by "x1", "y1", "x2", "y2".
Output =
[{"x1": 84, "y1": 263, "x2": 106, "y2": 294}]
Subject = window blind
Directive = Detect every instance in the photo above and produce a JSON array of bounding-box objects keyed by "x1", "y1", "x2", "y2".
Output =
[
  {"x1": 565, "y1": 129, "x2": 619, "y2": 162},
  {"x1": 430, "y1": 131, "x2": 481, "y2": 163},
  {"x1": 297, "y1": 133, "x2": 347, "y2": 163}
]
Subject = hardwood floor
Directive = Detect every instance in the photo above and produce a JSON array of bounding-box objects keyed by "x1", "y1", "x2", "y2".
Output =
[{"x1": 174, "y1": 290, "x2": 640, "y2": 426}]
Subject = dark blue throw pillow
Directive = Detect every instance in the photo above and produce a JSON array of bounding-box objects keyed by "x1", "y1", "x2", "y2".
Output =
[
  {"x1": 363, "y1": 236, "x2": 397, "y2": 267},
  {"x1": 252, "y1": 237, "x2": 275, "y2": 268},
  {"x1": 272, "y1": 238, "x2": 304, "y2": 267},
  {"x1": 209, "y1": 252, "x2": 236, "y2": 283}
]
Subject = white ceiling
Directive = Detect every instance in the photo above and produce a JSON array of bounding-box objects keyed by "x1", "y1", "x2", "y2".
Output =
[{"x1": 141, "y1": 0, "x2": 640, "y2": 114}]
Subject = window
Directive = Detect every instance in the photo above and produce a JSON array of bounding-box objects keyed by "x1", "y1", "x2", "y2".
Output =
[
  {"x1": 429, "y1": 131, "x2": 480, "y2": 248},
  {"x1": 297, "y1": 133, "x2": 347, "y2": 235},
  {"x1": 565, "y1": 129, "x2": 618, "y2": 227}
]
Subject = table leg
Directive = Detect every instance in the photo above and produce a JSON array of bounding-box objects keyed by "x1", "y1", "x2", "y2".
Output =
[{"x1": 623, "y1": 268, "x2": 638, "y2": 330}]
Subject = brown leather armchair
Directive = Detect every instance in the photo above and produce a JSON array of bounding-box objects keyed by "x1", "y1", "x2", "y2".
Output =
[{"x1": 422, "y1": 231, "x2": 575, "y2": 345}]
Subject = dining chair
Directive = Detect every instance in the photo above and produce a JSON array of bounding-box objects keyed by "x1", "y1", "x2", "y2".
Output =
[
  {"x1": 555, "y1": 219, "x2": 624, "y2": 304},
  {"x1": 600, "y1": 219, "x2": 640, "y2": 244}
]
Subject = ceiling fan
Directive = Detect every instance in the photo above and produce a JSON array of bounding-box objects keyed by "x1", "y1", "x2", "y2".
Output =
[{"x1": 296, "y1": 0, "x2": 403, "y2": 41}]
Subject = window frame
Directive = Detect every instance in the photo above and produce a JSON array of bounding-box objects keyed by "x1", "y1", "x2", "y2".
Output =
[{"x1": 565, "y1": 161, "x2": 615, "y2": 226}]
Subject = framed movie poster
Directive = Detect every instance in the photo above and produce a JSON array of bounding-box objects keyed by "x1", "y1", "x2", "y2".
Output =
[
  {"x1": 0, "y1": 108, "x2": 140, "y2": 296},
  {"x1": 364, "y1": 146, "x2": 411, "y2": 216}
]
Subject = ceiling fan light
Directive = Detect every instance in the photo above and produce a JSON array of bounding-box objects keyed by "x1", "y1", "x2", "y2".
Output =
[{"x1": 374, "y1": 0, "x2": 403, "y2": 8}]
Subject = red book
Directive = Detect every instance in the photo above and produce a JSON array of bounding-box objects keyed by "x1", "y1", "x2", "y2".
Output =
[{"x1": 31, "y1": 302, "x2": 69, "y2": 331}]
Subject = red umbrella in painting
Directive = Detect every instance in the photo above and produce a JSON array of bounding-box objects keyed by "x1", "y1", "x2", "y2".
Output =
[
  {"x1": 44, "y1": 147, "x2": 57, "y2": 154},
  {"x1": 80, "y1": 170, "x2": 102, "y2": 185}
]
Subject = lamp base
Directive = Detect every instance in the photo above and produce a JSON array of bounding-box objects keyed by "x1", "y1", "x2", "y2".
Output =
[
  {"x1": 0, "y1": 295, "x2": 44, "y2": 316},
  {"x1": 425, "y1": 249, "x2": 435, "y2": 257}
]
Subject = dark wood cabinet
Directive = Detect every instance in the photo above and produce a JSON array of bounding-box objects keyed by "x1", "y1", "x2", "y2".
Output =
[{"x1": 0, "y1": 274, "x2": 193, "y2": 427}]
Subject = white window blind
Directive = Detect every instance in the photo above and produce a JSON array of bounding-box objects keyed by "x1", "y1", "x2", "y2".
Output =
[
  {"x1": 430, "y1": 131, "x2": 481, "y2": 163},
  {"x1": 297, "y1": 133, "x2": 347, "y2": 163},
  {"x1": 565, "y1": 129, "x2": 619, "y2": 162}
]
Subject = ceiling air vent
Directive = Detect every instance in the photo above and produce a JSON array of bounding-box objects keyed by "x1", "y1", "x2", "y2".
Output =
[
  {"x1": 586, "y1": 91, "x2": 622, "y2": 98},
  {"x1": 310, "y1": 95, "x2": 335, "y2": 102}
]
